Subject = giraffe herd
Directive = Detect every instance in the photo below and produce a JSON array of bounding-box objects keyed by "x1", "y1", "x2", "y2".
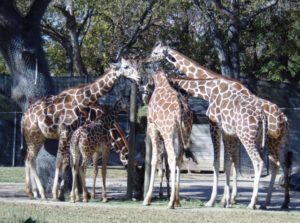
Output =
[{"x1": 20, "y1": 42, "x2": 290, "y2": 210}]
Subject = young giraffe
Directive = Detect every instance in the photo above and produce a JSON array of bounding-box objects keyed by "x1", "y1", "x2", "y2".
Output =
[
  {"x1": 142, "y1": 71, "x2": 196, "y2": 209},
  {"x1": 148, "y1": 42, "x2": 290, "y2": 209},
  {"x1": 21, "y1": 58, "x2": 140, "y2": 200},
  {"x1": 70, "y1": 98, "x2": 143, "y2": 202}
]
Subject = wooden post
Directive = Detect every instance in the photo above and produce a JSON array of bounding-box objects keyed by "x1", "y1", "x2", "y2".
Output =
[
  {"x1": 143, "y1": 131, "x2": 152, "y2": 198},
  {"x1": 127, "y1": 82, "x2": 137, "y2": 199},
  {"x1": 12, "y1": 111, "x2": 17, "y2": 167}
]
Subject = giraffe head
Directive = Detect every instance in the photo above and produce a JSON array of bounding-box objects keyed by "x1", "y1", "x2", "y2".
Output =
[
  {"x1": 147, "y1": 41, "x2": 169, "y2": 62},
  {"x1": 111, "y1": 58, "x2": 140, "y2": 83}
]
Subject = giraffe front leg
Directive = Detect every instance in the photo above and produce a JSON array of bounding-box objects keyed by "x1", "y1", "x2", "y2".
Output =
[
  {"x1": 70, "y1": 149, "x2": 80, "y2": 203},
  {"x1": 206, "y1": 121, "x2": 221, "y2": 207},
  {"x1": 167, "y1": 156, "x2": 176, "y2": 209},
  {"x1": 175, "y1": 165, "x2": 181, "y2": 207},
  {"x1": 91, "y1": 151, "x2": 100, "y2": 200},
  {"x1": 143, "y1": 124, "x2": 159, "y2": 206},
  {"x1": 52, "y1": 152, "x2": 62, "y2": 201},
  {"x1": 101, "y1": 148, "x2": 110, "y2": 202}
]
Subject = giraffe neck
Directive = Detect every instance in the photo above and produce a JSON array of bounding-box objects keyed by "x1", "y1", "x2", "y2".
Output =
[
  {"x1": 110, "y1": 122, "x2": 129, "y2": 166},
  {"x1": 166, "y1": 49, "x2": 220, "y2": 79},
  {"x1": 77, "y1": 69, "x2": 119, "y2": 107},
  {"x1": 169, "y1": 77, "x2": 218, "y2": 101}
]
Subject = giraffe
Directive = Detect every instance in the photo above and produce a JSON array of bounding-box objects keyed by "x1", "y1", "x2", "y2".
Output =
[
  {"x1": 168, "y1": 76, "x2": 270, "y2": 208},
  {"x1": 142, "y1": 71, "x2": 197, "y2": 209},
  {"x1": 21, "y1": 58, "x2": 140, "y2": 200},
  {"x1": 69, "y1": 98, "x2": 143, "y2": 202},
  {"x1": 148, "y1": 42, "x2": 290, "y2": 209}
]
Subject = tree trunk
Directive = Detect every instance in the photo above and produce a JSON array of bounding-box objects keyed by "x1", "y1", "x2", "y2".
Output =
[
  {"x1": 0, "y1": 0, "x2": 54, "y2": 111},
  {"x1": 0, "y1": 0, "x2": 72, "y2": 196}
]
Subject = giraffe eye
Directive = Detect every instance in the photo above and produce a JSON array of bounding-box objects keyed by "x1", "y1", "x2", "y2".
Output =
[{"x1": 124, "y1": 66, "x2": 129, "y2": 69}]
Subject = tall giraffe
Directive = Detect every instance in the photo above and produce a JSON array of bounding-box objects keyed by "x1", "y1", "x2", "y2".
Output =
[
  {"x1": 142, "y1": 71, "x2": 196, "y2": 209},
  {"x1": 21, "y1": 58, "x2": 140, "y2": 200},
  {"x1": 70, "y1": 98, "x2": 143, "y2": 202},
  {"x1": 148, "y1": 42, "x2": 290, "y2": 209}
]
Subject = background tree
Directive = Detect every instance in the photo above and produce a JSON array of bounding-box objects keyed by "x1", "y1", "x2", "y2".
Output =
[{"x1": 0, "y1": 0, "x2": 54, "y2": 110}]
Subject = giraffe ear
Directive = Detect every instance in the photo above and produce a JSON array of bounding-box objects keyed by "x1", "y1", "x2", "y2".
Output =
[{"x1": 155, "y1": 41, "x2": 162, "y2": 47}]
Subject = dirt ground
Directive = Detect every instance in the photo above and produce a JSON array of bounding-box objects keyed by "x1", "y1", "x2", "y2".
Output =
[{"x1": 0, "y1": 173, "x2": 300, "y2": 223}]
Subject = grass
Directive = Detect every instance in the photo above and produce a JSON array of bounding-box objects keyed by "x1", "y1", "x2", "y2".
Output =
[
  {"x1": 0, "y1": 167, "x2": 24, "y2": 183},
  {"x1": 0, "y1": 167, "x2": 127, "y2": 183},
  {"x1": 1, "y1": 200, "x2": 300, "y2": 223}
]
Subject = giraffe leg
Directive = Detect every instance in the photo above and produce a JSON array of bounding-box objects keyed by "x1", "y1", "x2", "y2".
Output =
[
  {"x1": 230, "y1": 139, "x2": 239, "y2": 204},
  {"x1": 143, "y1": 124, "x2": 159, "y2": 206},
  {"x1": 70, "y1": 160, "x2": 79, "y2": 203},
  {"x1": 91, "y1": 151, "x2": 100, "y2": 200},
  {"x1": 80, "y1": 157, "x2": 89, "y2": 202},
  {"x1": 167, "y1": 148, "x2": 176, "y2": 209},
  {"x1": 165, "y1": 153, "x2": 170, "y2": 198},
  {"x1": 52, "y1": 131, "x2": 70, "y2": 200},
  {"x1": 221, "y1": 135, "x2": 239, "y2": 207},
  {"x1": 25, "y1": 143, "x2": 46, "y2": 200},
  {"x1": 280, "y1": 148, "x2": 291, "y2": 209},
  {"x1": 241, "y1": 141, "x2": 264, "y2": 209},
  {"x1": 221, "y1": 136, "x2": 233, "y2": 208},
  {"x1": 175, "y1": 165, "x2": 181, "y2": 207},
  {"x1": 58, "y1": 153, "x2": 71, "y2": 201},
  {"x1": 206, "y1": 121, "x2": 221, "y2": 207},
  {"x1": 31, "y1": 174, "x2": 38, "y2": 199},
  {"x1": 70, "y1": 147, "x2": 80, "y2": 203},
  {"x1": 158, "y1": 161, "x2": 164, "y2": 198},
  {"x1": 52, "y1": 151, "x2": 62, "y2": 201},
  {"x1": 101, "y1": 147, "x2": 110, "y2": 203}
]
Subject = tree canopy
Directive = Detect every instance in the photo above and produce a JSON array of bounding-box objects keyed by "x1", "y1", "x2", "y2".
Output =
[{"x1": 0, "y1": 0, "x2": 299, "y2": 83}]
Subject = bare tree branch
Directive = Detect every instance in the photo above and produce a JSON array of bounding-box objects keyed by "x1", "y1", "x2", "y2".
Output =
[
  {"x1": 41, "y1": 19, "x2": 69, "y2": 46},
  {"x1": 240, "y1": 0, "x2": 279, "y2": 28},
  {"x1": 115, "y1": 0, "x2": 157, "y2": 61},
  {"x1": 211, "y1": 0, "x2": 234, "y2": 19}
]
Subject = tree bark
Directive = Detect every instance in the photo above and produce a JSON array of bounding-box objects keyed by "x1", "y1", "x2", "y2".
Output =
[
  {"x1": 0, "y1": 0, "x2": 70, "y2": 196},
  {"x1": 0, "y1": 0, "x2": 54, "y2": 111}
]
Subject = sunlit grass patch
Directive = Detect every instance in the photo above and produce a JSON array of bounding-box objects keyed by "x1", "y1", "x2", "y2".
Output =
[{"x1": 0, "y1": 167, "x2": 24, "y2": 183}]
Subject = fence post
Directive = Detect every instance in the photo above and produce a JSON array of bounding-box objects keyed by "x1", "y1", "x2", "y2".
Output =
[
  {"x1": 127, "y1": 83, "x2": 137, "y2": 199},
  {"x1": 12, "y1": 111, "x2": 17, "y2": 167}
]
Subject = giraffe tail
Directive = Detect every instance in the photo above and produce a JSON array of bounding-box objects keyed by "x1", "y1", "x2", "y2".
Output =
[
  {"x1": 261, "y1": 112, "x2": 267, "y2": 148},
  {"x1": 20, "y1": 116, "x2": 27, "y2": 161}
]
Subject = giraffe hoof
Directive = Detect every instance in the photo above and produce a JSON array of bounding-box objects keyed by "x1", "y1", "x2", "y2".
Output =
[
  {"x1": 142, "y1": 201, "x2": 150, "y2": 206},
  {"x1": 259, "y1": 205, "x2": 267, "y2": 210},
  {"x1": 102, "y1": 198, "x2": 108, "y2": 203},
  {"x1": 205, "y1": 201, "x2": 215, "y2": 207},
  {"x1": 167, "y1": 204, "x2": 175, "y2": 209},
  {"x1": 175, "y1": 202, "x2": 181, "y2": 207},
  {"x1": 247, "y1": 204, "x2": 256, "y2": 210}
]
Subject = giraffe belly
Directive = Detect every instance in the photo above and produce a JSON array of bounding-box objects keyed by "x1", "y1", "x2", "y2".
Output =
[{"x1": 221, "y1": 123, "x2": 236, "y2": 136}]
